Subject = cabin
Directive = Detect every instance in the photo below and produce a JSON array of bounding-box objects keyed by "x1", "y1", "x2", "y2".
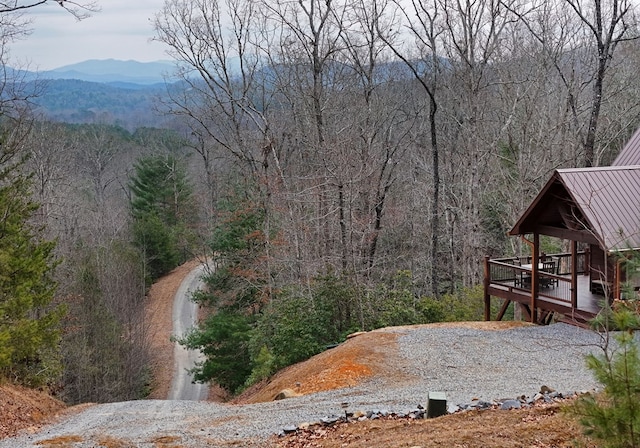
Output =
[{"x1": 483, "y1": 129, "x2": 640, "y2": 326}]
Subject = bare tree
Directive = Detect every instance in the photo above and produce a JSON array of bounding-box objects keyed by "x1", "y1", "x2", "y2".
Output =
[
  {"x1": 155, "y1": 0, "x2": 287, "y2": 296},
  {"x1": 337, "y1": 0, "x2": 413, "y2": 278},
  {"x1": 377, "y1": 0, "x2": 444, "y2": 296},
  {"x1": 0, "y1": 0, "x2": 99, "y2": 19},
  {"x1": 505, "y1": 0, "x2": 639, "y2": 167}
]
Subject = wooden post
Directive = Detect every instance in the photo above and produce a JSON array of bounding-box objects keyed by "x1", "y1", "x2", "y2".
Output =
[
  {"x1": 615, "y1": 258, "x2": 622, "y2": 301},
  {"x1": 531, "y1": 233, "x2": 539, "y2": 323},
  {"x1": 484, "y1": 255, "x2": 491, "y2": 321},
  {"x1": 571, "y1": 240, "x2": 578, "y2": 309}
]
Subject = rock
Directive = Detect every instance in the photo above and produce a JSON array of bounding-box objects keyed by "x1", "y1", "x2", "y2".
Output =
[
  {"x1": 352, "y1": 410, "x2": 366, "y2": 419},
  {"x1": 320, "y1": 416, "x2": 340, "y2": 425},
  {"x1": 282, "y1": 425, "x2": 297, "y2": 434},
  {"x1": 273, "y1": 389, "x2": 301, "y2": 400},
  {"x1": 298, "y1": 422, "x2": 311, "y2": 430},
  {"x1": 469, "y1": 400, "x2": 492, "y2": 409},
  {"x1": 540, "y1": 385, "x2": 555, "y2": 394},
  {"x1": 500, "y1": 400, "x2": 521, "y2": 410},
  {"x1": 447, "y1": 404, "x2": 460, "y2": 414},
  {"x1": 346, "y1": 331, "x2": 367, "y2": 339}
]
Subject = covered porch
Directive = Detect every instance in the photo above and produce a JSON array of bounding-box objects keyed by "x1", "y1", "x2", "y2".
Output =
[
  {"x1": 482, "y1": 165, "x2": 640, "y2": 327},
  {"x1": 483, "y1": 250, "x2": 606, "y2": 326}
]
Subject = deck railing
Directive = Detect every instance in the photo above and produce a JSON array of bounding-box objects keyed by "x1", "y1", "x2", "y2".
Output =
[{"x1": 487, "y1": 251, "x2": 587, "y2": 306}]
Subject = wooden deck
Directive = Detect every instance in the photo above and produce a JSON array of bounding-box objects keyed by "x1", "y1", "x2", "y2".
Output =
[{"x1": 484, "y1": 254, "x2": 607, "y2": 326}]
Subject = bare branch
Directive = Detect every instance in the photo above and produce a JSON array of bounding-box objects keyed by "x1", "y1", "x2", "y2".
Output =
[{"x1": 0, "y1": 0, "x2": 99, "y2": 20}]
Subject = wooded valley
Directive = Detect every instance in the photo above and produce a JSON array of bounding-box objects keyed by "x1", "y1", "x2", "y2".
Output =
[{"x1": 1, "y1": 0, "x2": 639, "y2": 401}]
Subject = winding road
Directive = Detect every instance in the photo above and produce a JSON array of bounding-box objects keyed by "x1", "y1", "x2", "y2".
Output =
[{"x1": 167, "y1": 263, "x2": 209, "y2": 401}]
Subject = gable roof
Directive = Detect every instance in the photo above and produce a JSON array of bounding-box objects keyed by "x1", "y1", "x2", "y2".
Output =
[
  {"x1": 509, "y1": 166, "x2": 640, "y2": 252},
  {"x1": 613, "y1": 127, "x2": 640, "y2": 166}
]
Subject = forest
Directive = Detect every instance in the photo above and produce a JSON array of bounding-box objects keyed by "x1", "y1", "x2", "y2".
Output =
[{"x1": 1, "y1": 0, "x2": 640, "y2": 401}]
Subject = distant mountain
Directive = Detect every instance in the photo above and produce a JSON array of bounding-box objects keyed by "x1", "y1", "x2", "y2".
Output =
[{"x1": 42, "y1": 59, "x2": 177, "y2": 85}]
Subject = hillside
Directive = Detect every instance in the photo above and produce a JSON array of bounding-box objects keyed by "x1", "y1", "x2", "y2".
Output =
[
  {"x1": 0, "y1": 384, "x2": 66, "y2": 439},
  {"x1": 29, "y1": 79, "x2": 171, "y2": 129},
  {"x1": 0, "y1": 264, "x2": 599, "y2": 447}
]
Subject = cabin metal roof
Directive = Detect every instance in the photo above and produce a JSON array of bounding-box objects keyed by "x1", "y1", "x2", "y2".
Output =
[
  {"x1": 613, "y1": 127, "x2": 640, "y2": 166},
  {"x1": 509, "y1": 166, "x2": 640, "y2": 252}
]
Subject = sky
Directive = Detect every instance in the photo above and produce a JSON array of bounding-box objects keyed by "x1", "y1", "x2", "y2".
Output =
[{"x1": 9, "y1": 0, "x2": 171, "y2": 70}]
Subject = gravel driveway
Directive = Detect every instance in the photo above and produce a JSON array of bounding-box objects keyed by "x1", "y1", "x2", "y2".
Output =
[
  {"x1": 167, "y1": 263, "x2": 208, "y2": 401},
  {"x1": 0, "y1": 323, "x2": 604, "y2": 448}
]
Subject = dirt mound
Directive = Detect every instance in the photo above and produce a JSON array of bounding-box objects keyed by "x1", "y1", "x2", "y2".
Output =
[
  {"x1": 235, "y1": 321, "x2": 530, "y2": 404},
  {"x1": 0, "y1": 383, "x2": 66, "y2": 439}
]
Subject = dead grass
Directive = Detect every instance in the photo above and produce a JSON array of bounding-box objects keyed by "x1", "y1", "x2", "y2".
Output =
[
  {"x1": 97, "y1": 435, "x2": 137, "y2": 447},
  {"x1": 35, "y1": 434, "x2": 83, "y2": 447},
  {"x1": 149, "y1": 434, "x2": 184, "y2": 447}
]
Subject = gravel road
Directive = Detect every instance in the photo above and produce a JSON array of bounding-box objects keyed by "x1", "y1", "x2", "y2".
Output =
[
  {"x1": 167, "y1": 263, "x2": 208, "y2": 401},
  {"x1": 0, "y1": 323, "x2": 605, "y2": 447}
]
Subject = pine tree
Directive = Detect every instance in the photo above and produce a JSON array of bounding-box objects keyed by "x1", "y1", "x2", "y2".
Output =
[
  {"x1": 129, "y1": 154, "x2": 196, "y2": 281},
  {"x1": 0, "y1": 174, "x2": 62, "y2": 386},
  {"x1": 573, "y1": 307, "x2": 640, "y2": 448}
]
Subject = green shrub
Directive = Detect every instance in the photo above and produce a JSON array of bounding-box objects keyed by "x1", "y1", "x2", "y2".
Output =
[
  {"x1": 178, "y1": 311, "x2": 252, "y2": 394},
  {"x1": 418, "y1": 285, "x2": 486, "y2": 323},
  {"x1": 245, "y1": 345, "x2": 276, "y2": 386},
  {"x1": 252, "y1": 292, "x2": 328, "y2": 370}
]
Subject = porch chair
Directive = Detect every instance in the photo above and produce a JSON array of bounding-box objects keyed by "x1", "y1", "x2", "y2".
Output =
[
  {"x1": 551, "y1": 256, "x2": 560, "y2": 286},
  {"x1": 512, "y1": 258, "x2": 526, "y2": 287},
  {"x1": 540, "y1": 260, "x2": 555, "y2": 289}
]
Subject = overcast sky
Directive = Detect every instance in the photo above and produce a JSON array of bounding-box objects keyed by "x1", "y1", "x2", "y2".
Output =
[{"x1": 10, "y1": 0, "x2": 171, "y2": 70}]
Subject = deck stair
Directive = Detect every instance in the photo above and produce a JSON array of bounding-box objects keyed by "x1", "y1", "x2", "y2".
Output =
[{"x1": 556, "y1": 309, "x2": 597, "y2": 329}]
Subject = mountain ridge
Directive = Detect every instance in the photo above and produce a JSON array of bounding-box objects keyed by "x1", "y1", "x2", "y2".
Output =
[{"x1": 32, "y1": 59, "x2": 176, "y2": 85}]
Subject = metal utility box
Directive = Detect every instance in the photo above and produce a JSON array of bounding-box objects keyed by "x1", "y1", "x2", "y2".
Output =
[{"x1": 427, "y1": 391, "x2": 447, "y2": 418}]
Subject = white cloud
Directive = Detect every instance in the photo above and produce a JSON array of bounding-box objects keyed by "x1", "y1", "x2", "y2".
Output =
[{"x1": 9, "y1": 0, "x2": 171, "y2": 70}]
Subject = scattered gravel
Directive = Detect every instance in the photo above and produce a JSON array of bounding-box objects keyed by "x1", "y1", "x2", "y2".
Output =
[{"x1": 0, "y1": 323, "x2": 606, "y2": 448}]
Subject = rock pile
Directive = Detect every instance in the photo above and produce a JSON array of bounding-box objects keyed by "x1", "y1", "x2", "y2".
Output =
[{"x1": 277, "y1": 386, "x2": 594, "y2": 437}]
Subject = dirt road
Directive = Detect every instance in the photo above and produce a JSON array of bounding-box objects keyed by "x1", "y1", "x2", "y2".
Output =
[{"x1": 167, "y1": 263, "x2": 209, "y2": 401}]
